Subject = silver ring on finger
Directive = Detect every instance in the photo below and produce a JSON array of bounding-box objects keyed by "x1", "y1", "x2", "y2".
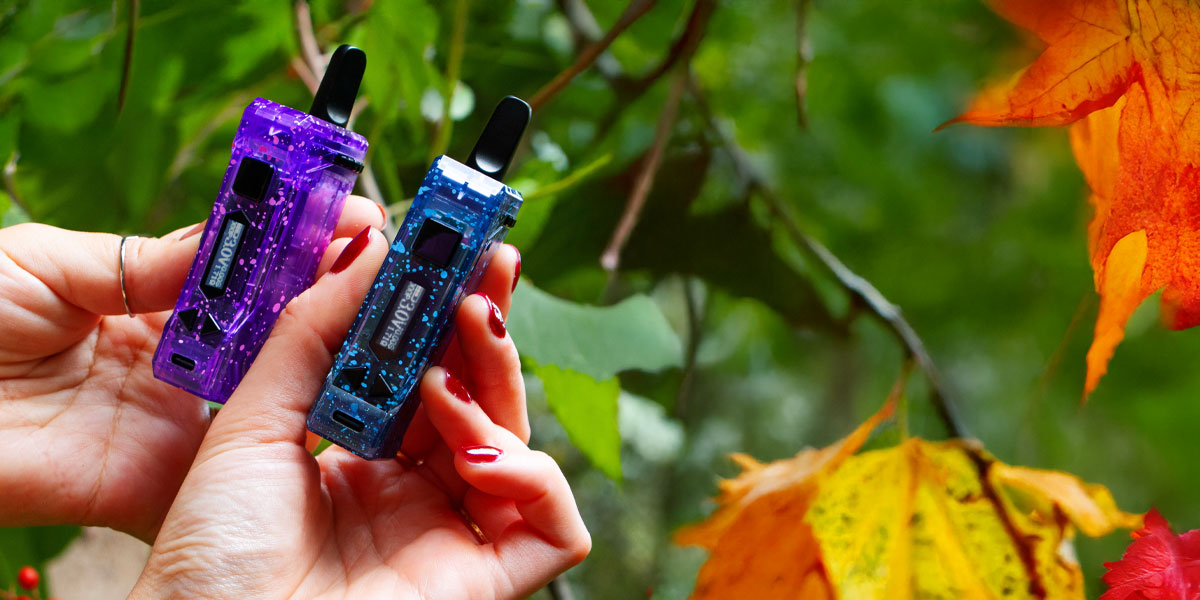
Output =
[{"x1": 119, "y1": 235, "x2": 139, "y2": 317}]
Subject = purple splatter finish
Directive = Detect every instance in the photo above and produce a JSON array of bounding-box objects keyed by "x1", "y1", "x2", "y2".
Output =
[{"x1": 153, "y1": 98, "x2": 368, "y2": 402}]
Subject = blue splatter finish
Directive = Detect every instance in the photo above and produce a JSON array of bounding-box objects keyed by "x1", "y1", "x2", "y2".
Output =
[
  {"x1": 308, "y1": 156, "x2": 522, "y2": 459},
  {"x1": 153, "y1": 98, "x2": 368, "y2": 402}
]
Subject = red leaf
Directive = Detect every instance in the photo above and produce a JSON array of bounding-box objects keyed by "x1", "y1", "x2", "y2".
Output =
[{"x1": 1102, "y1": 509, "x2": 1200, "y2": 600}]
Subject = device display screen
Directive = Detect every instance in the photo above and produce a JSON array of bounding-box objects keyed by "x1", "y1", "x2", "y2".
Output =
[
  {"x1": 201, "y1": 212, "x2": 250, "y2": 298},
  {"x1": 370, "y1": 278, "x2": 427, "y2": 360}
]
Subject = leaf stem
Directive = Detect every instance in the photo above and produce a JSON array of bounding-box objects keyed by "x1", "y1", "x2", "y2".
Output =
[{"x1": 891, "y1": 359, "x2": 916, "y2": 440}]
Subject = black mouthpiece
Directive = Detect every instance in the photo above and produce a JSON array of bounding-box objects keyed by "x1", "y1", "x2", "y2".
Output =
[
  {"x1": 465, "y1": 96, "x2": 531, "y2": 183},
  {"x1": 309, "y1": 45, "x2": 366, "y2": 128}
]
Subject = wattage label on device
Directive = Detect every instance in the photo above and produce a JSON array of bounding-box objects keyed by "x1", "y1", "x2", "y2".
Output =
[
  {"x1": 370, "y1": 279, "x2": 427, "y2": 360},
  {"x1": 201, "y1": 213, "x2": 249, "y2": 297}
]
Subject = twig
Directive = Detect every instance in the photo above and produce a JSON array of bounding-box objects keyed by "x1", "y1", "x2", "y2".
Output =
[
  {"x1": 599, "y1": 68, "x2": 686, "y2": 273},
  {"x1": 292, "y1": 0, "x2": 391, "y2": 233},
  {"x1": 794, "y1": 0, "x2": 812, "y2": 128},
  {"x1": 528, "y1": 0, "x2": 658, "y2": 112},
  {"x1": 428, "y1": 0, "x2": 471, "y2": 164},
  {"x1": 625, "y1": 0, "x2": 715, "y2": 98},
  {"x1": 597, "y1": 0, "x2": 714, "y2": 273},
  {"x1": 563, "y1": 0, "x2": 715, "y2": 149},
  {"x1": 117, "y1": 0, "x2": 140, "y2": 114},
  {"x1": 359, "y1": 163, "x2": 395, "y2": 237},
  {"x1": 546, "y1": 576, "x2": 576, "y2": 600},
  {"x1": 554, "y1": 0, "x2": 633, "y2": 84},
  {"x1": 688, "y1": 75, "x2": 967, "y2": 439},
  {"x1": 294, "y1": 0, "x2": 325, "y2": 78},
  {"x1": 290, "y1": 56, "x2": 319, "y2": 95}
]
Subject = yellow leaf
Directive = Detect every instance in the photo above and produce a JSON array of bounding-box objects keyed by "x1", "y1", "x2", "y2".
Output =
[
  {"x1": 675, "y1": 401, "x2": 893, "y2": 599},
  {"x1": 678, "y1": 404, "x2": 1140, "y2": 599}
]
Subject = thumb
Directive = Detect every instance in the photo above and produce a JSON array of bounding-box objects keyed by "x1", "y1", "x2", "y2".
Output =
[{"x1": 205, "y1": 227, "x2": 387, "y2": 449}]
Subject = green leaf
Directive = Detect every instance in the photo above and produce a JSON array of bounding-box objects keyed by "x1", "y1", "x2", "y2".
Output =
[
  {"x1": 508, "y1": 280, "x2": 682, "y2": 380},
  {"x1": 535, "y1": 364, "x2": 622, "y2": 480}
]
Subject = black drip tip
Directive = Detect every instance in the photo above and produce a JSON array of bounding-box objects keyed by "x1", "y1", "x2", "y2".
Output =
[
  {"x1": 465, "y1": 96, "x2": 532, "y2": 183},
  {"x1": 309, "y1": 45, "x2": 367, "y2": 128}
]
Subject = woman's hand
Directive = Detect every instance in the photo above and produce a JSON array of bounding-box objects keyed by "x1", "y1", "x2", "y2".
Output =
[
  {"x1": 129, "y1": 237, "x2": 591, "y2": 600},
  {"x1": 0, "y1": 197, "x2": 385, "y2": 541}
]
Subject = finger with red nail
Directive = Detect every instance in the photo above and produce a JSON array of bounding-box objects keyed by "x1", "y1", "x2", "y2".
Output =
[{"x1": 420, "y1": 365, "x2": 591, "y2": 588}]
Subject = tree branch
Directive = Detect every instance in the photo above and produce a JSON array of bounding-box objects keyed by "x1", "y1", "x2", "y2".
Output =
[
  {"x1": 688, "y1": 75, "x2": 967, "y2": 439},
  {"x1": 529, "y1": 0, "x2": 658, "y2": 112},
  {"x1": 554, "y1": 0, "x2": 628, "y2": 83},
  {"x1": 293, "y1": 0, "x2": 392, "y2": 234},
  {"x1": 290, "y1": 56, "x2": 319, "y2": 95},
  {"x1": 599, "y1": 68, "x2": 686, "y2": 273},
  {"x1": 597, "y1": 0, "x2": 713, "y2": 273},
  {"x1": 561, "y1": 0, "x2": 715, "y2": 150},
  {"x1": 294, "y1": 0, "x2": 325, "y2": 79},
  {"x1": 624, "y1": 0, "x2": 715, "y2": 98}
]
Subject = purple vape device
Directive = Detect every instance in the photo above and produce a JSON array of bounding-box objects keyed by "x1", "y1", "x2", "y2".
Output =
[{"x1": 153, "y1": 45, "x2": 368, "y2": 402}]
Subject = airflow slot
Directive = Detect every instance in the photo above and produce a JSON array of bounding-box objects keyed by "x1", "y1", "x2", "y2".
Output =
[
  {"x1": 170, "y1": 353, "x2": 196, "y2": 371},
  {"x1": 332, "y1": 410, "x2": 365, "y2": 433}
]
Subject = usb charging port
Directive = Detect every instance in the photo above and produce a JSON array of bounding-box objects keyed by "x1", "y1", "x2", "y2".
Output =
[
  {"x1": 332, "y1": 410, "x2": 365, "y2": 433},
  {"x1": 170, "y1": 353, "x2": 196, "y2": 371}
]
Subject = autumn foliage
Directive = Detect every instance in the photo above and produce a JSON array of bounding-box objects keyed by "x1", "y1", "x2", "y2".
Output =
[
  {"x1": 1101, "y1": 509, "x2": 1200, "y2": 600},
  {"x1": 947, "y1": 0, "x2": 1200, "y2": 394},
  {"x1": 676, "y1": 401, "x2": 1141, "y2": 599}
]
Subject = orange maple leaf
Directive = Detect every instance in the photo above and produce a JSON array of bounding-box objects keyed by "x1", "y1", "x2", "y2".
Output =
[{"x1": 946, "y1": 0, "x2": 1200, "y2": 394}]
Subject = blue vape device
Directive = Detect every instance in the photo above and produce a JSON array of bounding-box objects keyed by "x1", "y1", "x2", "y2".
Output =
[{"x1": 308, "y1": 97, "x2": 531, "y2": 459}]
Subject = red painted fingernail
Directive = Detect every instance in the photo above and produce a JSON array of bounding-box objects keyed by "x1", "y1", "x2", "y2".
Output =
[
  {"x1": 376, "y1": 202, "x2": 388, "y2": 227},
  {"x1": 179, "y1": 222, "x2": 206, "y2": 241},
  {"x1": 445, "y1": 370, "x2": 473, "y2": 403},
  {"x1": 482, "y1": 293, "x2": 506, "y2": 338},
  {"x1": 511, "y1": 246, "x2": 521, "y2": 292},
  {"x1": 461, "y1": 445, "x2": 502, "y2": 463},
  {"x1": 331, "y1": 227, "x2": 371, "y2": 274}
]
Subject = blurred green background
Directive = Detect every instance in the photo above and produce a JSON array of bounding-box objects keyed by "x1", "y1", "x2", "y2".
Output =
[{"x1": 3, "y1": 0, "x2": 1198, "y2": 598}]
